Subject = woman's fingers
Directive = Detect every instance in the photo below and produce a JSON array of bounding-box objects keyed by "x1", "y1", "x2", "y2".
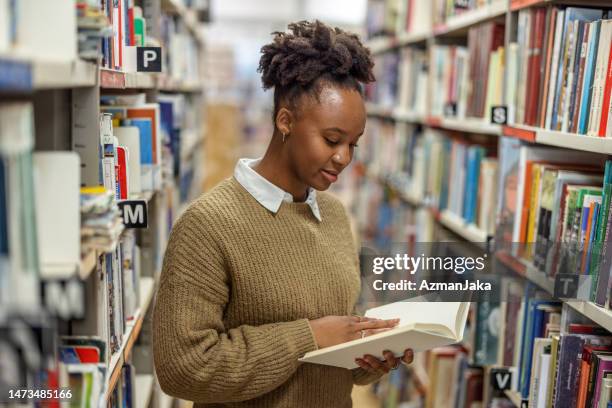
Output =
[
  {"x1": 383, "y1": 350, "x2": 399, "y2": 370},
  {"x1": 402, "y1": 349, "x2": 414, "y2": 365},
  {"x1": 355, "y1": 318, "x2": 399, "y2": 331},
  {"x1": 363, "y1": 354, "x2": 388, "y2": 373}
]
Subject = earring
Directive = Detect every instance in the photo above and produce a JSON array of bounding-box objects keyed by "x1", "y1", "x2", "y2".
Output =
[{"x1": 282, "y1": 132, "x2": 287, "y2": 143}]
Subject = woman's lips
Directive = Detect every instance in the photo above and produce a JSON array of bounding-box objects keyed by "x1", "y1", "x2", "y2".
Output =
[{"x1": 321, "y1": 169, "x2": 338, "y2": 182}]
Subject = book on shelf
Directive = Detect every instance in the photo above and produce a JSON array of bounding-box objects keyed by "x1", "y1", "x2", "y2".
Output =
[
  {"x1": 299, "y1": 300, "x2": 469, "y2": 369},
  {"x1": 0, "y1": 102, "x2": 39, "y2": 308},
  {"x1": 508, "y1": 6, "x2": 612, "y2": 136},
  {"x1": 397, "y1": 47, "x2": 428, "y2": 115},
  {"x1": 33, "y1": 152, "x2": 82, "y2": 279},
  {"x1": 428, "y1": 21, "x2": 504, "y2": 121},
  {"x1": 365, "y1": 0, "x2": 432, "y2": 40}
]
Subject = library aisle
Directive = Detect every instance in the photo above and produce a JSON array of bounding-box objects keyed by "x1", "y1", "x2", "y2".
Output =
[{"x1": 3, "y1": 0, "x2": 612, "y2": 407}]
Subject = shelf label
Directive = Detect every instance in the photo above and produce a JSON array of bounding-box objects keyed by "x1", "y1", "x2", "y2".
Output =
[
  {"x1": 490, "y1": 368, "x2": 512, "y2": 391},
  {"x1": 118, "y1": 200, "x2": 148, "y2": 228},
  {"x1": 491, "y1": 106, "x2": 508, "y2": 125},
  {"x1": 137, "y1": 47, "x2": 162, "y2": 72},
  {"x1": 554, "y1": 273, "x2": 592, "y2": 300},
  {"x1": 444, "y1": 102, "x2": 457, "y2": 117}
]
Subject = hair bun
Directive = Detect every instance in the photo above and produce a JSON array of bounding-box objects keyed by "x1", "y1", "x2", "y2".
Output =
[{"x1": 258, "y1": 20, "x2": 374, "y2": 90}]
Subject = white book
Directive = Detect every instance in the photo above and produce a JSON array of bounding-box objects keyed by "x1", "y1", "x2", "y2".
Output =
[
  {"x1": 506, "y1": 43, "x2": 519, "y2": 125},
  {"x1": 536, "y1": 353, "x2": 552, "y2": 408},
  {"x1": 528, "y1": 338, "x2": 551, "y2": 408},
  {"x1": 33, "y1": 152, "x2": 81, "y2": 278},
  {"x1": 0, "y1": 0, "x2": 10, "y2": 52},
  {"x1": 113, "y1": 126, "x2": 142, "y2": 197},
  {"x1": 15, "y1": 0, "x2": 76, "y2": 61},
  {"x1": 100, "y1": 114, "x2": 117, "y2": 197},
  {"x1": 588, "y1": 21, "x2": 612, "y2": 136},
  {"x1": 299, "y1": 301, "x2": 469, "y2": 369}
]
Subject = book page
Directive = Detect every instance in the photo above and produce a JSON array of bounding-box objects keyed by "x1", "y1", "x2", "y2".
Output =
[{"x1": 365, "y1": 300, "x2": 465, "y2": 338}]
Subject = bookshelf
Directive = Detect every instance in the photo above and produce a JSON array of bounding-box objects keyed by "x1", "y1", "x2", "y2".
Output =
[
  {"x1": 362, "y1": 0, "x2": 612, "y2": 406},
  {"x1": 104, "y1": 276, "x2": 156, "y2": 402},
  {"x1": 504, "y1": 124, "x2": 612, "y2": 154},
  {"x1": 433, "y1": 0, "x2": 508, "y2": 36},
  {"x1": 1, "y1": 1, "x2": 207, "y2": 407}
]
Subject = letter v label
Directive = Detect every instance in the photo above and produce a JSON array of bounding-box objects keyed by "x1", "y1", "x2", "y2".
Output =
[{"x1": 495, "y1": 372, "x2": 510, "y2": 390}]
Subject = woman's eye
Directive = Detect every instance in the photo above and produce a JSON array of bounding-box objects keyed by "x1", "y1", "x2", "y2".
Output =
[{"x1": 325, "y1": 138, "x2": 339, "y2": 146}]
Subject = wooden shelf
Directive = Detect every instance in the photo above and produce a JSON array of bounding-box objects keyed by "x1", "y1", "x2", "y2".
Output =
[
  {"x1": 100, "y1": 69, "x2": 155, "y2": 90},
  {"x1": 366, "y1": 30, "x2": 429, "y2": 55},
  {"x1": 135, "y1": 374, "x2": 155, "y2": 408},
  {"x1": 504, "y1": 124, "x2": 612, "y2": 155},
  {"x1": 366, "y1": 104, "x2": 501, "y2": 135},
  {"x1": 33, "y1": 59, "x2": 97, "y2": 89},
  {"x1": 393, "y1": 108, "x2": 425, "y2": 123},
  {"x1": 104, "y1": 276, "x2": 156, "y2": 401},
  {"x1": 427, "y1": 116, "x2": 501, "y2": 136},
  {"x1": 434, "y1": 0, "x2": 508, "y2": 36},
  {"x1": 157, "y1": 77, "x2": 203, "y2": 93},
  {"x1": 496, "y1": 251, "x2": 612, "y2": 332},
  {"x1": 0, "y1": 56, "x2": 98, "y2": 92},
  {"x1": 566, "y1": 301, "x2": 612, "y2": 333},
  {"x1": 438, "y1": 210, "x2": 490, "y2": 243}
]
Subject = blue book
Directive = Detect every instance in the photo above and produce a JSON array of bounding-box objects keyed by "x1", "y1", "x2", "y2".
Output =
[
  {"x1": 467, "y1": 148, "x2": 483, "y2": 224},
  {"x1": 520, "y1": 299, "x2": 559, "y2": 398},
  {"x1": 578, "y1": 20, "x2": 601, "y2": 134},
  {"x1": 584, "y1": 201, "x2": 600, "y2": 274},
  {"x1": 551, "y1": 8, "x2": 602, "y2": 130},
  {"x1": 125, "y1": 119, "x2": 153, "y2": 165}
]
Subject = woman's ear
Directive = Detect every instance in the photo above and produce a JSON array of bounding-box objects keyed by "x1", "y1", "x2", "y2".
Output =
[{"x1": 275, "y1": 107, "x2": 293, "y2": 137}]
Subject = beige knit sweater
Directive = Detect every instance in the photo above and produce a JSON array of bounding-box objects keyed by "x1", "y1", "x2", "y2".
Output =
[{"x1": 153, "y1": 177, "x2": 382, "y2": 407}]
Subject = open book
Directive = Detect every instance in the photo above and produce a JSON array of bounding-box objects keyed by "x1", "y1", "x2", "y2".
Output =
[{"x1": 299, "y1": 301, "x2": 470, "y2": 369}]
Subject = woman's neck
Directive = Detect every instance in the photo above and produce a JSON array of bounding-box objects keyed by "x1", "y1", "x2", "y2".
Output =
[{"x1": 253, "y1": 140, "x2": 309, "y2": 202}]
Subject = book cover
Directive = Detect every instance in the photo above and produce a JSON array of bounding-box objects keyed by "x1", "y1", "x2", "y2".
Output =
[{"x1": 578, "y1": 21, "x2": 601, "y2": 134}]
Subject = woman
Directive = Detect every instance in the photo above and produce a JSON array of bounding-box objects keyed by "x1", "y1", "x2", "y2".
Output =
[{"x1": 153, "y1": 20, "x2": 413, "y2": 407}]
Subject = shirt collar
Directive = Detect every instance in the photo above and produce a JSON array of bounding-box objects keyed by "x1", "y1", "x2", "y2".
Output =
[{"x1": 233, "y1": 158, "x2": 322, "y2": 222}]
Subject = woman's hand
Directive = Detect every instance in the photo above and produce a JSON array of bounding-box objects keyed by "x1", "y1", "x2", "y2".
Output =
[
  {"x1": 308, "y1": 316, "x2": 399, "y2": 349},
  {"x1": 355, "y1": 349, "x2": 414, "y2": 374}
]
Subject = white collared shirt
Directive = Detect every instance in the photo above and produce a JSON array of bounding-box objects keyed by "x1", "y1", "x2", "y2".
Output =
[{"x1": 233, "y1": 158, "x2": 322, "y2": 222}]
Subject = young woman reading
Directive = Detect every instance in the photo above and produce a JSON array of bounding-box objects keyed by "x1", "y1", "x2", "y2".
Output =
[{"x1": 153, "y1": 20, "x2": 414, "y2": 407}]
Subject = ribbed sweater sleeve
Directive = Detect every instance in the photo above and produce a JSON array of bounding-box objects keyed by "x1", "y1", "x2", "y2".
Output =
[
  {"x1": 351, "y1": 367, "x2": 384, "y2": 385},
  {"x1": 152, "y1": 207, "x2": 318, "y2": 403}
]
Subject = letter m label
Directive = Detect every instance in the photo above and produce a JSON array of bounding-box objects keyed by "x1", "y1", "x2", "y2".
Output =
[{"x1": 118, "y1": 200, "x2": 148, "y2": 228}]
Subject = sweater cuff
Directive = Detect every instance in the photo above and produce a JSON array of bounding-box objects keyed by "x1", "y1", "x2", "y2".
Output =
[
  {"x1": 286, "y1": 318, "x2": 318, "y2": 357},
  {"x1": 351, "y1": 367, "x2": 384, "y2": 385}
]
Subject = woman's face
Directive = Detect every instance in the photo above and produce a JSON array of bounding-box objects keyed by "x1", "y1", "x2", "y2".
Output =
[{"x1": 286, "y1": 86, "x2": 366, "y2": 191}]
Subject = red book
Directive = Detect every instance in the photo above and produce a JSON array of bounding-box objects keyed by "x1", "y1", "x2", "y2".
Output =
[
  {"x1": 117, "y1": 146, "x2": 128, "y2": 199},
  {"x1": 539, "y1": 8, "x2": 558, "y2": 128},
  {"x1": 526, "y1": 8, "x2": 546, "y2": 126},
  {"x1": 598, "y1": 41, "x2": 612, "y2": 137}
]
